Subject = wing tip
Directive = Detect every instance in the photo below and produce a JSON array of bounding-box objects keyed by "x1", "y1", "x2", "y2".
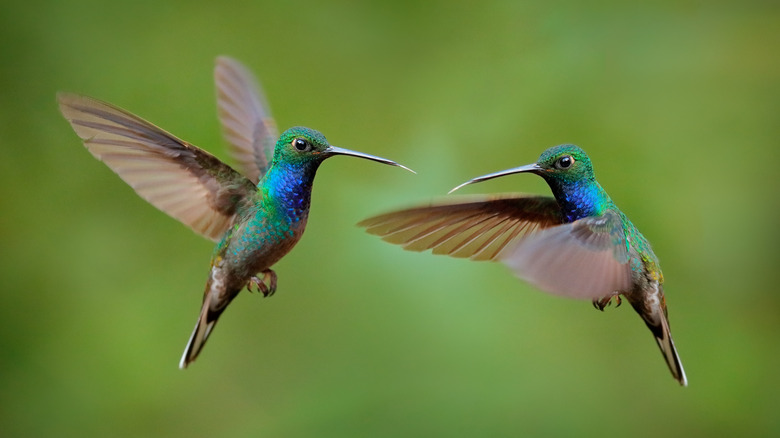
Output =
[
  {"x1": 215, "y1": 55, "x2": 239, "y2": 68},
  {"x1": 56, "y1": 91, "x2": 76, "y2": 103},
  {"x1": 56, "y1": 92, "x2": 84, "y2": 117}
]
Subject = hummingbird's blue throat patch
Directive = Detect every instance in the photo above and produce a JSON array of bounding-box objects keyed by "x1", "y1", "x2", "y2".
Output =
[
  {"x1": 262, "y1": 160, "x2": 319, "y2": 223},
  {"x1": 553, "y1": 180, "x2": 611, "y2": 223}
]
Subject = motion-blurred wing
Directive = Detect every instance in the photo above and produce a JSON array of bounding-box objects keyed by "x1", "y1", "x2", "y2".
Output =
[
  {"x1": 215, "y1": 56, "x2": 279, "y2": 184},
  {"x1": 500, "y1": 210, "x2": 632, "y2": 299},
  {"x1": 58, "y1": 93, "x2": 256, "y2": 241},
  {"x1": 359, "y1": 195, "x2": 564, "y2": 261}
]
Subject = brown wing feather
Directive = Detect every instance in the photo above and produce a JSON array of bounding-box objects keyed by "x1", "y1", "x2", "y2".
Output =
[
  {"x1": 499, "y1": 210, "x2": 633, "y2": 299},
  {"x1": 58, "y1": 93, "x2": 256, "y2": 241},
  {"x1": 215, "y1": 56, "x2": 279, "y2": 183},
  {"x1": 359, "y1": 195, "x2": 564, "y2": 261}
]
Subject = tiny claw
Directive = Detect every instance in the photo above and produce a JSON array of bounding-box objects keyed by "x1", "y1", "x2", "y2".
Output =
[
  {"x1": 247, "y1": 276, "x2": 269, "y2": 295},
  {"x1": 247, "y1": 269, "x2": 278, "y2": 297},
  {"x1": 593, "y1": 294, "x2": 621, "y2": 311},
  {"x1": 260, "y1": 269, "x2": 277, "y2": 298}
]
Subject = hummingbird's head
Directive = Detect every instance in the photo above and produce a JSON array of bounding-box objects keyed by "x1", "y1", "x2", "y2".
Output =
[
  {"x1": 534, "y1": 144, "x2": 595, "y2": 184},
  {"x1": 272, "y1": 126, "x2": 414, "y2": 172},
  {"x1": 448, "y1": 144, "x2": 595, "y2": 194},
  {"x1": 273, "y1": 126, "x2": 332, "y2": 166}
]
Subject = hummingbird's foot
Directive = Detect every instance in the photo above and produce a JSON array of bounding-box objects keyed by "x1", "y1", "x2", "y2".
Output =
[
  {"x1": 260, "y1": 269, "x2": 277, "y2": 298},
  {"x1": 593, "y1": 294, "x2": 622, "y2": 311},
  {"x1": 247, "y1": 276, "x2": 268, "y2": 295},
  {"x1": 247, "y1": 269, "x2": 277, "y2": 297},
  {"x1": 247, "y1": 277, "x2": 259, "y2": 294}
]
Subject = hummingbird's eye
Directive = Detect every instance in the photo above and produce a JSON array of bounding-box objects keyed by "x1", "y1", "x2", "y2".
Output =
[
  {"x1": 555, "y1": 155, "x2": 574, "y2": 169},
  {"x1": 293, "y1": 138, "x2": 309, "y2": 151}
]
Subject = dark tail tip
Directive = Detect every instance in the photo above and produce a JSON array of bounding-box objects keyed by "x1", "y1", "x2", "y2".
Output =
[
  {"x1": 179, "y1": 308, "x2": 217, "y2": 369},
  {"x1": 653, "y1": 317, "x2": 688, "y2": 386}
]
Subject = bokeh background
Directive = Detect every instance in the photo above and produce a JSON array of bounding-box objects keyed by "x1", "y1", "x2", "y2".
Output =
[{"x1": 1, "y1": 0, "x2": 778, "y2": 436}]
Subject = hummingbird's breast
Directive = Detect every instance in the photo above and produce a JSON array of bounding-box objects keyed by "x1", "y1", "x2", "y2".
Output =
[
  {"x1": 218, "y1": 165, "x2": 316, "y2": 282},
  {"x1": 236, "y1": 207, "x2": 308, "y2": 272}
]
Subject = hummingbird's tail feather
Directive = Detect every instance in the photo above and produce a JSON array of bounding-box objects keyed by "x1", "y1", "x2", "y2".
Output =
[
  {"x1": 179, "y1": 268, "x2": 240, "y2": 369},
  {"x1": 628, "y1": 289, "x2": 688, "y2": 386},
  {"x1": 179, "y1": 303, "x2": 219, "y2": 369},
  {"x1": 653, "y1": 313, "x2": 688, "y2": 386}
]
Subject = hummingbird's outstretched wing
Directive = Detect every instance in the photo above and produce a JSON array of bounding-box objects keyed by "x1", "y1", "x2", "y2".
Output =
[
  {"x1": 500, "y1": 209, "x2": 633, "y2": 299},
  {"x1": 58, "y1": 93, "x2": 256, "y2": 241},
  {"x1": 214, "y1": 56, "x2": 279, "y2": 184},
  {"x1": 358, "y1": 195, "x2": 563, "y2": 261}
]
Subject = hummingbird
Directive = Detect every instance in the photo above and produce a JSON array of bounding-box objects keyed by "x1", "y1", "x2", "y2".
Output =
[
  {"x1": 359, "y1": 144, "x2": 687, "y2": 386},
  {"x1": 58, "y1": 56, "x2": 414, "y2": 368}
]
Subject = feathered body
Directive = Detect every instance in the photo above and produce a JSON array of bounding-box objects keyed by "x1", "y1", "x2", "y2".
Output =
[
  {"x1": 213, "y1": 131, "x2": 323, "y2": 286},
  {"x1": 360, "y1": 144, "x2": 687, "y2": 385},
  {"x1": 58, "y1": 57, "x2": 411, "y2": 368},
  {"x1": 184, "y1": 135, "x2": 322, "y2": 365},
  {"x1": 533, "y1": 148, "x2": 681, "y2": 384}
]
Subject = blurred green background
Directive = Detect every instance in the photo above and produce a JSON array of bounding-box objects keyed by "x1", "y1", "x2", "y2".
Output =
[{"x1": 1, "y1": 0, "x2": 778, "y2": 436}]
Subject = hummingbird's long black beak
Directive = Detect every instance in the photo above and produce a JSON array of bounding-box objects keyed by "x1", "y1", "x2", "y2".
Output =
[
  {"x1": 448, "y1": 163, "x2": 542, "y2": 194},
  {"x1": 325, "y1": 146, "x2": 415, "y2": 174}
]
